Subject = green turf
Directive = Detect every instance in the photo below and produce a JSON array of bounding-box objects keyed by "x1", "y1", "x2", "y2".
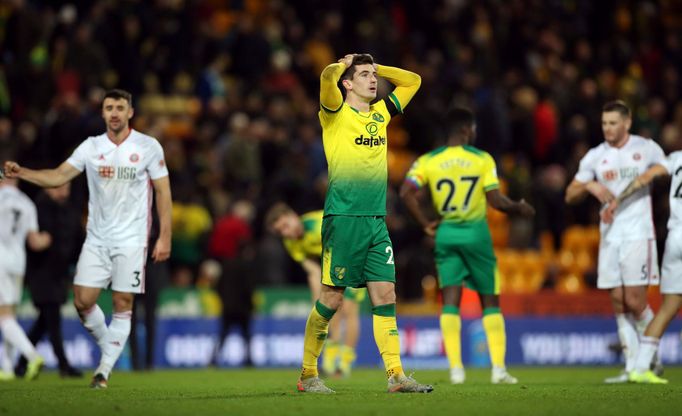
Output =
[{"x1": 1, "y1": 367, "x2": 681, "y2": 416}]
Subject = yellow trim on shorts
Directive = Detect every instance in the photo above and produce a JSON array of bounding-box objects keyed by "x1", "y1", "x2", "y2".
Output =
[
  {"x1": 322, "y1": 247, "x2": 334, "y2": 286},
  {"x1": 493, "y1": 266, "x2": 501, "y2": 295}
]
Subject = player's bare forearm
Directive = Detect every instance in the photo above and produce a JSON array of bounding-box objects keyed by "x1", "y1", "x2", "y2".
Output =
[
  {"x1": 152, "y1": 176, "x2": 173, "y2": 262},
  {"x1": 567, "y1": 179, "x2": 614, "y2": 205},
  {"x1": 486, "y1": 189, "x2": 535, "y2": 217},
  {"x1": 376, "y1": 64, "x2": 421, "y2": 109},
  {"x1": 320, "y1": 63, "x2": 346, "y2": 111},
  {"x1": 564, "y1": 180, "x2": 589, "y2": 204},
  {"x1": 616, "y1": 164, "x2": 668, "y2": 204},
  {"x1": 3, "y1": 161, "x2": 79, "y2": 188}
]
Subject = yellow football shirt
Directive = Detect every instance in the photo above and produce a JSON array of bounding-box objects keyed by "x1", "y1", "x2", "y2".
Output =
[
  {"x1": 283, "y1": 210, "x2": 323, "y2": 262},
  {"x1": 319, "y1": 99, "x2": 399, "y2": 216},
  {"x1": 405, "y1": 145, "x2": 500, "y2": 223}
]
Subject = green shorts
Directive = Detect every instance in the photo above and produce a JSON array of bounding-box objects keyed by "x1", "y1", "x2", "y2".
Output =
[
  {"x1": 322, "y1": 215, "x2": 396, "y2": 288},
  {"x1": 344, "y1": 287, "x2": 367, "y2": 303},
  {"x1": 434, "y1": 220, "x2": 500, "y2": 295}
]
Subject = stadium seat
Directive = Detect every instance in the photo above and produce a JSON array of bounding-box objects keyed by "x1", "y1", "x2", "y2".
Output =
[
  {"x1": 539, "y1": 231, "x2": 555, "y2": 255},
  {"x1": 574, "y1": 249, "x2": 595, "y2": 273},
  {"x1": 555, "y1": 273, "x2": 587, "y2": 294},
  {"x1": 520, "y1": 251, "x2": 547, "y2": 292},
  {"x1": 561, "y1": 225, "x2": 587, "y2": 253},
  {"x1": 584, "y1": 225, "x2": 601, "y2": 248},
  {"x1": 509, "y1": 270, "x2": 528, "y2": 294},
  {"x1": 557, "y1": 249, "x2": 576, "y2": 271}
]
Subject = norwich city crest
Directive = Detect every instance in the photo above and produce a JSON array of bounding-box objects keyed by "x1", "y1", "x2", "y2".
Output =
[
  {"x1": 372, "y1": 112, "x2": 384, "y2": 122},
  {"x1": 334, "y1": 266, "x2": 346, "y2": 280}
]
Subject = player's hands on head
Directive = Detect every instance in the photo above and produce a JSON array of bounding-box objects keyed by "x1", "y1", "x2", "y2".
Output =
[
  {"x1": 152, "y1": 237, "x2": 171, "y2": 263},
  {"x1": 585, "y1": 181, "x2": 615, "y2": 204},
  {"x1": 517, "y1": 199, "x2": 536, "y2": 217},
  {"x1": 600, "y1": 200, "x2": 618, "y2": 224},
  {"x1": 2, "y1": 161, "x2": 21, "y2": 179},
  {"x1": 338, "y1": 54, "x2": 355, "y2": 68},
  {"x1": 423, "y1": 220, "x2": 440, "y2": 237}
]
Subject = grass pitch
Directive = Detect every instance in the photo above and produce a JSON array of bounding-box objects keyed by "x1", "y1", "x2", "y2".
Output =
[{"x1": 1, "y1": 367, "x2": 681, "y2": 416}]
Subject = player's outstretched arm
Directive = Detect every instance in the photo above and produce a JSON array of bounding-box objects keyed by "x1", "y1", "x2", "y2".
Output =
[
  {"x1": 400, "y1": 180, "x2": 439, "y2": 236},
  {"x1": 320, "y1": 61, "x2": 347, "y2": 112},
  {"x1": 152, "y1": 175, "x2": 172, "y2": 263},
  {"x1": 376, "y1": 64, "x2": 421, "y2": 111},
  {"x1": 486, "y1": 189, "x2": 535, "y2": 217},
  {"x1": 3, "y1": 160, "x2": 80, "y2": 188}
]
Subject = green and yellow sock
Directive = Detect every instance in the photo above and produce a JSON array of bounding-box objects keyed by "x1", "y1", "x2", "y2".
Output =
[
  {"x1": 322, "y1": 341, "x2": 340, "y2": 375},
  {"x1": 338, "y1": 345, "x2": 356, "y2": 374},
  {"x1": 301, "y1": 301, "x2": 336, "y2": 379},
  {"x1": 372, "y1": 304, "x2": 403, "y2": 379},
  {"x1": 482, "y1": 307, "x2": 506, "y2": 369},
  {"x1": 440, "y1": 305, "x2": 463, "y2": 369}
]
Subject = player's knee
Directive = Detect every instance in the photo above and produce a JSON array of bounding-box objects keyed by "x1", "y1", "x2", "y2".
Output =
[
  {"x1": 319, "y1": 292, "x2": 343, "y2": 310},
  {"x1": 372, "y1": 289, "x2": 396, "y2": 305},
  {"x1": 481, "y1": 294, "x2": 500, "y2": 309},
  {"x1": 623, "y1": 291, "x2": 646, "y2": 313},
  {"x1": 112, "y1": 293, "x2": 134, "y2": 312},
  {"x1": 73, "y1": 297, "x2": 95, "y2": 313}
]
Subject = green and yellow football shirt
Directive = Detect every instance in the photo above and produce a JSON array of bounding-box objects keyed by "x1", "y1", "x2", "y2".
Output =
[
  {"x1": 283, "y1": 210, "x2": 323, "y2": 262},
  {"x1": 405, "y1": 145, "x2": 500, "y2": 223},
  {"x1": 319, "y1": 99, "x2": 400, "y2": 216}
]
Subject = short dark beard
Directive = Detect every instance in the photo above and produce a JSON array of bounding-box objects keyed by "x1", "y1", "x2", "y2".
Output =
[{"x1": 108, "y1": 123, "x2": 127, "y2": 134}]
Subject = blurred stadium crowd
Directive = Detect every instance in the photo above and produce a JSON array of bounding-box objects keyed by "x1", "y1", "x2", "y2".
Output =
[{"x1": 1, "y1": 0, "x2": 681, "y2": 301}]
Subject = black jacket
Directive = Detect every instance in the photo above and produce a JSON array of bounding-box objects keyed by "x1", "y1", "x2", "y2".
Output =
[{"x1": 25, "y1": 192, "x2": 83, "y2": 304}]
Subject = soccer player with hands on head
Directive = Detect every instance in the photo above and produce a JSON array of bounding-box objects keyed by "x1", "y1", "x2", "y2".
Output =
[
  {"x1": 2, "y1": 89, "x2": 172, "y2": 389},
  {"x1": 565, "y1": 100, "x2": 664, "y2": 383},
  {"x1": 401, "y1": 108, "x2": 534, "y2": 385},
  {"x1": 297, "y1": 53, "x2": 432, "y2": 393}
]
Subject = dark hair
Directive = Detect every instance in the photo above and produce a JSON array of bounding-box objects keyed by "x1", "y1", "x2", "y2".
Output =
[
  {"x1": 602, "y1": 100, "x2": 630, "y2": 118},
  {"x1": 103, "y1": 89, "x2": 133, "y2": 105},
  {"x1": 446, "y1": 107, "x2": 475, "y2": 136},
  {"x1": 337, "y1": 54, "x2": 375, "y2": 96}
]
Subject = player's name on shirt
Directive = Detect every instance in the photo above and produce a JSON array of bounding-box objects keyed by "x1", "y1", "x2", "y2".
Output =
[{"x1": 438, "y1": 157, "x2": 472, "y2": 170}]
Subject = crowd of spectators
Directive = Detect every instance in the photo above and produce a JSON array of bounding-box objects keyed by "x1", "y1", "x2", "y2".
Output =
[{"x1": 1, "y1": 0, "x2": 681, "y2": 301}]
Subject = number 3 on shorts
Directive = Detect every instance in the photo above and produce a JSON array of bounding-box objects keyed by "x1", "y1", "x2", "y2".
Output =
[
  {"x1": 385, "y1": 246, "x2": 394, "y2": 265},
  {"x1": 132, "y1": 271, "x2": 141, "y2": 287}
]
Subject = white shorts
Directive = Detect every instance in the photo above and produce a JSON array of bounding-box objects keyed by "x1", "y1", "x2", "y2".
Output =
[
  {"x1": 0, "y1": 269, "x2": 22, "y2": 305},
  {"x1": 74, "y1": 245, "x2": 147, "y2": 294},
  {"x1": 597, "y1": 239, "x2": 660, "y2": 289},
  {"x1": 661, "y1": 228, "x2": 682, "y2": 294}
]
